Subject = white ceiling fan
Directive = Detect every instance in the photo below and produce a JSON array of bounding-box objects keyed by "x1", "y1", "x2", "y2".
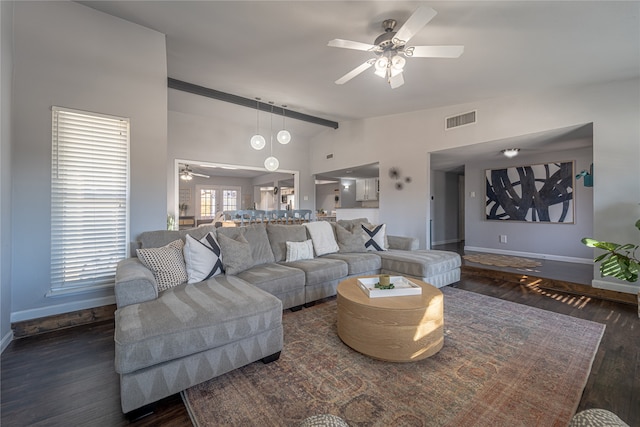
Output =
[
  {"x1": 179, "y1": 164, "x2": 210, "y2": 181},
  {"x1": 328, "y1": 6, "x2": 463, "y2": 89}
]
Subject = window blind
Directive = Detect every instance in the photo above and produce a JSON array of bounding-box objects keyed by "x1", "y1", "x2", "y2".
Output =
[{"x1": 50, "y1": 107, "x2": 129, "y2": 293}]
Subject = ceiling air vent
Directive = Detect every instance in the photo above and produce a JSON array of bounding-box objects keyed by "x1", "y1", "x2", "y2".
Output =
[{"x1": 445, "y1": 110, "x2": 477, "y2": 130}]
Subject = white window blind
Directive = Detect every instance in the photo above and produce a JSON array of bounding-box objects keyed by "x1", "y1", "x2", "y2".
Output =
[{"x1": 50, "y1": 107, "x2": 129, "y2": 293}]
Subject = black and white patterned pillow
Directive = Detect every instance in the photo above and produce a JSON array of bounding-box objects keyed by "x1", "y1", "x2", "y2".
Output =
[
  {"x1": 136, "y1": 239, "x2": 188, "y2": 291},
  {"x1": 183, "y1": 232, "x2": 224, "y2": 283},
  {"x1": 361, "y1": 223, "x2": 388, "y2": 251}
]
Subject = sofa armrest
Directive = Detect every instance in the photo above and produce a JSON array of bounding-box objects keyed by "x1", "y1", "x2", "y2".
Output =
[
  {"x1": 115, "y1": 258, "x2": 158, "y2": 308},
  {"x1": 387, "y1": 235, "x2": 419, "y2": 251}
]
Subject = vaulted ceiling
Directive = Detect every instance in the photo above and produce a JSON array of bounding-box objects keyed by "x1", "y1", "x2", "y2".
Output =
[{"x1": 81, "y1": 1, "x2": 639, "y2": 125}]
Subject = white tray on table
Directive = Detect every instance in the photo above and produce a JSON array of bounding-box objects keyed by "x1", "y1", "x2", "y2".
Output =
[{"x1": 357, "y1": 276, "x2": 422, "y2": 298}]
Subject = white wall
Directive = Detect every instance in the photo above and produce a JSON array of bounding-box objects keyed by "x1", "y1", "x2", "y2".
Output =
[
  {"x1": 465, "y1": 146, "x2": 593, "y2": 261},
  {"x1": 310, "y1": 78, "x2": 640, "y2": 291},
  {"x1": 167, "y1": 90, "x2": 315, "y2": 219},
  {"x1": 10, "y1": 1, "x2": 168, "y2": 322},
  {"x1": 1, "y1": 0, "x2": 14, "y2": 351}
]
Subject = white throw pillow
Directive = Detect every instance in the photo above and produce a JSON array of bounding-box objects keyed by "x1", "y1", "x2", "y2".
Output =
[
  {"x1": 183, "y1": 232, "x2": 224, "y2": 284},
  {"x1": 303, "y1": 221, "x2": 339, "y2": 256},
  {"x1": 361, "y1": 223, "x2": 388, "y2": 251},
  {"x1": 285, "y1": 239, "x2": 314, "y2": 262},
  {"x1": 136, "y1": 239, "x2": 188, "y2": 291}
]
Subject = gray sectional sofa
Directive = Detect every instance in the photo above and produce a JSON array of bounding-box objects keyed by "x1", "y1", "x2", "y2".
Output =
[{"x1": 113, "y1": 218, "x2": 461, "y2": 415}]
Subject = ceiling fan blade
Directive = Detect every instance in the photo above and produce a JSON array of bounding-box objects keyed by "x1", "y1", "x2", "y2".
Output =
[
  {"x1": 328, "y1": 39, "x2": 376, "y2": 51},
  {"x1": 335, "y1": 60, "x2": 374, "y2": 85},
  {"x1": 410, "y1": 45, "x2": 464, "y2": 58},
  {"x1": 394, "y1": 6, "x2": 437, "y2": 45},
  {"x1": 389, "y1": 72, "x2": 405, "y2": 89},
  {"x1": 192, "y1": 173, "x2": 210, "y2": 178}
]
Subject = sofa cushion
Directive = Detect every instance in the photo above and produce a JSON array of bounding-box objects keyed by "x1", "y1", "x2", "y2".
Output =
[
  {"x1": 334, "y1": 223, "x2": 367, "y2": 253},
  {"x1": 217, "y1": 223, "x2": 275, "y2": 266},
  {"x1": 336, "y1": 217, "x2": 370, "y2": 231},
  {"x1": 114, "y1": 275, "x2": 282, "y2": 375},
  {"x1": 266, "y1": 224, "x2": 308, "y2": 262},
  {"x1": 137, "y1": 225, "x2": 218, "y2": 249},
  {"x1": 237, "y1": 263, "x2": 306, "y2": 298},
  {"x1": 303, "y1": 221, "x2": 339, "y2": 256},
  {"x1": 286, "y1": 239, "x2": 314, "y2": 262},
  {"x1": 323, "y1": 252, "x2": 382, "y2": 275},
  {"x1": 378, "y1": 249, "x2": 461, "y2": 278},
  {"x1": 136, "y1": 239, "x2": 188, "y2": 291},
  {"x1": 217, "y1": 233, "x2": 253, "y2": 275},
  {"x1": 283, "y1": 257, "x2": 348, "y2": 286},
  {"x1": 183, "y1": 232, "x2": 223, "y2": 284}
]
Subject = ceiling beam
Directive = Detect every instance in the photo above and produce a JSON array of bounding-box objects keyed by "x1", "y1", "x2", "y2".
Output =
[{"x1": 168, "y1": 78, "x2": 339, "y2": 129}]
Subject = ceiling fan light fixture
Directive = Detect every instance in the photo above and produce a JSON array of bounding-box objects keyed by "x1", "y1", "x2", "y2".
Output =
[
  {"x1": 391, "y1": 55, "x2": 406, "y2": 70},
  {"x1": 501, "y1": 148, "x2": 520, "y2": 158},
  {"x1": 180, "y1": 171, "x2": 192, "y2": 181},
  {"x1": 374, "y1": 56, "x2": 389, "y2": 71}
]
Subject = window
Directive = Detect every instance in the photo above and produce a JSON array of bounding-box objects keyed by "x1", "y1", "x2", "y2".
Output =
[
  {"x1": 195, "y1": 185, "x2": 240, "y2": 218},
  {"x1": 50, "y1": 107, "x2": 129, "y2": 294},
  {"x1": 200, "y1": 189, "x2": 215, "y2": 218}
]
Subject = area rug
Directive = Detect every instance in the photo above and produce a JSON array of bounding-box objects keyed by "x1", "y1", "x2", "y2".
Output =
[
  {"x1": 182, "y1": 287, "x2": 604, "y2": 427},
  {"x1": 463, "y1": 253, "x2": 542, "y2": 268}
]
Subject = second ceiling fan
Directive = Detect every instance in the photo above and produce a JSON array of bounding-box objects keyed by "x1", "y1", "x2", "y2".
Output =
[{"x1": 328, "y1": 6, "x2": 464, "y2": 89}]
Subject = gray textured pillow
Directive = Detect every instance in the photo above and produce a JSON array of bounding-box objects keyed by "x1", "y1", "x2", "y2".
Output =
[
  {"x1": 217, "y1": 233, "x2": 254, "y2": 275},
  {"x1": 336, "y1": 217, "x2": 370, "y2": 232},
  {"x1": 335, "y1": 223, "x2": 367, "y2": 253},
  {"x1": 218, "y1": 223, "x2": 275, "y2": 266},
  {"x1": 266, "y1": 224, "x2": 308, "y2": 262},
  {"x1": 136, "y1": 239, "x2": 188, "y2": 291}
]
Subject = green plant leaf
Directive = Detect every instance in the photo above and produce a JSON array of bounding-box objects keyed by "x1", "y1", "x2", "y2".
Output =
[
  {"x1": 635, "y1": 219, "x2": 640, "y2": 231},
  {"x1": 593, "y1": 253, "x2": 609, "y2": 263}
]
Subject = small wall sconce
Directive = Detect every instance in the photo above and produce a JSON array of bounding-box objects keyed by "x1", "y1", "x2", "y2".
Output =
[
  {"x1": 576, "y1": 163, "x2": 593, "y2": 187},
  {"x1": 343, "y1": 184, "x2": 350, "y2": 190}
]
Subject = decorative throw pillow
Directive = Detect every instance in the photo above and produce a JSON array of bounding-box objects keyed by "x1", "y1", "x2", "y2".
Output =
[
  {"x1": 136, "y1": 239, "x2": 188, "y2": 291},
  {"x1": 183, "y1": 232, "x2": 223, "y2": 284},
  {"x1": 303, "y1": 221, "x2": 339, "y2": 256},
  {"x1": 217, "y1": 233, "x2": 254, "y2": 275},
  {"x1": 335, "y1": 223, "x2": 367, "y2": 253},
  {"x1": 285, "y1": 239, "x2": 314, "y2": 262},
  {"x1": 361, "y1": 223, "x2": 388, "y2": 251}
]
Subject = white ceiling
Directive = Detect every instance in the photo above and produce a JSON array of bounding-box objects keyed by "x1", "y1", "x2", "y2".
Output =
[{"x1": 80, "y1": 1, "x2": 638, "y2": 176}]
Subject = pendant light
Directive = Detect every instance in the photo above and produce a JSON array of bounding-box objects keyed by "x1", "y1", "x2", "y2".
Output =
[
  {"x1": 250, "y1": 98, "x2": 266, "y2": 150},
  {"x1": 264, "y1": 102, "x2": 279, "y2": 171},
  {"x1": 276, "y1": 105, "x2": 291, "y2": 145}
]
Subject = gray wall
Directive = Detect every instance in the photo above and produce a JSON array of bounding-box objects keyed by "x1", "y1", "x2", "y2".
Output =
[
  {"x1": 9, "y1": 1, "x2": 168, "y2": 322},
  {"x1": 316, "y1": 182, "x2": 339, "y2": 213},
  {"x1": 431, "y1": 171, "x2": 461, "y2": 245},
  {"x1": 309, "y1": 79, "x2": 640, "y2": 292},
  {"x1": 1, "y1": 1, "x2": 14, "y2": 350},
  {"x1": 465, "y1": 146, "x2": 594, "y2": 261}
]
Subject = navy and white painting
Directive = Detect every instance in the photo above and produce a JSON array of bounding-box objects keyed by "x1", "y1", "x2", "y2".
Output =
[{"x1": 485, "y1": 161, "x2": 574, "y2": 223}]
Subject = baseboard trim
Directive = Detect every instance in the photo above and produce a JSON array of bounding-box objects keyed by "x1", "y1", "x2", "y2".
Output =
[
  {"x1": 592, "y1": 279, "x2": 640, "y2": 295},
  {"x1": 10, "y1": 295, "x2": 115, "y2": 323},
  {"x1": 1, "y1": 330, "x2": 13, "y2": 354},
  {"x1": 432, "y1": 239, "x2": 462, "y2": 246},
  {"x1": 11, "y1": 304, "x2": 116, "y2": 338},
  {"x1": 463, "y1": 246, "x2": 593, "y2": 265}
]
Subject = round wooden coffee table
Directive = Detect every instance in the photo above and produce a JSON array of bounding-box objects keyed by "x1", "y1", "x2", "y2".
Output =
[{"x1": 336, "y1": 276, "x2": 444, "y2": 362}]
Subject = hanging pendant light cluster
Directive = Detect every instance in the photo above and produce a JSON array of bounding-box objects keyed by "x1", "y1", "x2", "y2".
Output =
[{"x1": 249, "y1": 99, "x2": 292, "y2": 172}]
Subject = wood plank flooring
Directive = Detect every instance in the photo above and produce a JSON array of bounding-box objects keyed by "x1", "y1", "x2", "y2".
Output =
[{"x1": 2, "y1": 273, "x2": 638, "y2": 426}]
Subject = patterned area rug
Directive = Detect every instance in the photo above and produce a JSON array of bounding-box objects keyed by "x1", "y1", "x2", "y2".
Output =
[
  {"x1": 463, "y1": 253, "x2": 542, "y2": 268},
  {"x1": 182, "y1": 287, "x2": 604, "y2": 427}
]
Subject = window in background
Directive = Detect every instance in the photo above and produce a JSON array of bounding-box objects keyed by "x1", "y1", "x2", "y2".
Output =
[
  {"x1": 50, "y1": 106, "x2": 129, "y2": 295},
  {"x1": 200, "y1": 188, "x2": 215, "y2": 218}
]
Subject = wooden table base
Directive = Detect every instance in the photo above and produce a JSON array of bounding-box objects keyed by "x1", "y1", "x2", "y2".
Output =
[{"x1": 337, "y1": 276, "x2": 444, "y2": 362}]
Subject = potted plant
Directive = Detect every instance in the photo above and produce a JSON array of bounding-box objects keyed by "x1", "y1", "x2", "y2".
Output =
[
  {"x1": 179, "y1": 203, "x2": 188, "y2": 216},
  {"x1": 582, "y1": 219, "x2": 639, "y2": 315}
]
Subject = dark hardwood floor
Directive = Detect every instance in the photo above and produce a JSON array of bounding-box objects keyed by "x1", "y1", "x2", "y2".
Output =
[{"x1": 2, "y1": 272, "x2": 638, "y2": 426}]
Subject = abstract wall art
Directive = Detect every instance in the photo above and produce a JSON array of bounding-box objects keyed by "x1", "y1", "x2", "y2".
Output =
[{"x1": 485, "y1": 161, "x2": 574, "y2": 223}]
